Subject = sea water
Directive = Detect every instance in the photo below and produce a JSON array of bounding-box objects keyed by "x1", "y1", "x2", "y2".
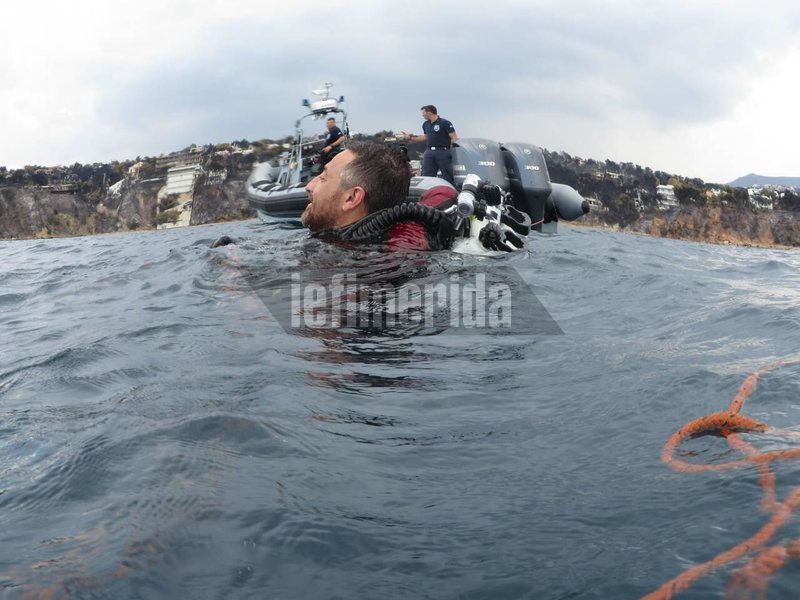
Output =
[{"x1": 1, "y1": 220, "x2": 799, "y2": 599}]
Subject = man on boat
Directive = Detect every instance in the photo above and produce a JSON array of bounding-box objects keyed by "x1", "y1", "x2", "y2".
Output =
[
  {"x1": 301, "y1": 141, "x2": 455, "y2": 251},
  {"x1": 321, "y1": 117, "x2": 345, "y2": 164},
  {"x1": 401, "y1": 105, "x2": 458, "y2": 185}
]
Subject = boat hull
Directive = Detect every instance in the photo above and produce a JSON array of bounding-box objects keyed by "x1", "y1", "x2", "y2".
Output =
[
  {"x1": 246, "y1": 138, "x2": 590, "y2": 227},
  {"x1": 248, "y1": 183, "x2": 309, "y2": 219},
  {"x1": 247, "y1": 170, "x2": 455, "y2": 220}
]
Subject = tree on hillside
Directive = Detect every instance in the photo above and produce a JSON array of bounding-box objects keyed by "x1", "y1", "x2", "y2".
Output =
[
  {"x1": 9, "y1": 169, "x2": 28, "y2": 184},
  {"x1": 674, "y1": 184, "x2": 703, "y2": 206},
  {"x1": 30, "y1": 169, "x2": 49, "y2": 186},
  {"x1": 778, "y1": 190, "x2": 799, "y2": 211},
  {"x1": 548, "y1": 161, "x2": 579, "y2": 187}
]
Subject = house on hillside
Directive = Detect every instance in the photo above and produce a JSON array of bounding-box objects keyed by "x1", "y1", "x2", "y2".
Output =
[
  {"x1": 747, "y1": 187, "x2": 774, "y2": 211},
  {"x1": 156, "y1": 146, "x2": 204, "y2": 170},
  {"x1": 656, "y1": 185, "x2": 678, "y2": 210},
  {"x1": 586, "y1": 197, "x2": 608, "y2": 212},
  {"x1": 165, "y1": 165, "x2": 202, "y2": 195},
  {"x1": 127, "y1": 162, "x2": 149, "y2": 180}
]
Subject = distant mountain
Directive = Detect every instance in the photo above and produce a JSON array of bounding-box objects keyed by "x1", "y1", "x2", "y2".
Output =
[{"x1": 727, "y1": 173, "x2": 800, "y2": 188}]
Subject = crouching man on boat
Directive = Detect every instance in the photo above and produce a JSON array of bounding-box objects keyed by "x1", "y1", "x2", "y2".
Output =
[
  {"x1": 320, "y1": 117, "x2": 345, "y2": 165},
  {"x1": 301, "y1": 141, "x2": 456, "y2": 251}
]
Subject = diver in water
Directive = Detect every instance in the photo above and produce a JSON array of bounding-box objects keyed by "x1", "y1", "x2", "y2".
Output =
[
  {"x1": 212, "y1": 140, "x2": 527, "y2": 252},
  {"x1": 301, "y1": 141, "x2": 456, "y2": 251}
]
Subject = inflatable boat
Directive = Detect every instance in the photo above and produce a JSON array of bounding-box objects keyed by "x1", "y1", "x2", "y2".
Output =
[{"x1": 246, "y1": 85, "x2": 589, "y2": 231}]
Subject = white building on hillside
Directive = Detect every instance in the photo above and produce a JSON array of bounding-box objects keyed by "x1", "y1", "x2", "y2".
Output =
[
  {"x1": 656, "y1": 185, "x2": 678, "y2": 210},
  {"x1": 586, "y1": 197, "x2": 608, "y2": 212},
  {"x1": 747, "y1": 187, "x2": 774, "y2": 210},
  {"x1": 165, "y1": 165, "x2": 202, "y2": 195}
]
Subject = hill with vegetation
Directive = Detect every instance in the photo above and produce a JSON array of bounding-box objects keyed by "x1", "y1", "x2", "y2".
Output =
[
  {"x1": 1, "y1": 133, "x2": 799, "y2": 247},
  {"x1": 536, "y1": 149, "x2": 800, "y2": 247},
  {"x1": 727, "y1": 173, "x2": 800, "y2": 189}
]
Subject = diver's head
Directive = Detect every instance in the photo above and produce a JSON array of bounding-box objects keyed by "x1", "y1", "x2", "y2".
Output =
[{"x1": 302, "y1": 141, "x2": 410, "y2": 232}]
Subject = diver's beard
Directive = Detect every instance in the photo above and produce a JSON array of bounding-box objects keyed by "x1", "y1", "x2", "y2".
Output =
[
  {"x1": 301, "y1": 202, "x2": 336, "y2": 232},
  {"x1": 300, "y1": 204, "x2": 312, "y2": 227}
]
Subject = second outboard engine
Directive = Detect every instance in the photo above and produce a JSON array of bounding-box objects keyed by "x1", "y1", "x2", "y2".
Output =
[
  {"x1": 500, "y1": 142, "x2": 589, "y2": 232},
  {"x1": 499, "y1": 142, "x2": 552, "y2": 228},
  {"x1": 451, "y1": 139, "x2": 510, "y2": 191}
]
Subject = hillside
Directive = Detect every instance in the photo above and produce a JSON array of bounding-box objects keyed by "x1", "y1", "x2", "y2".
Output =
[
  {"x1": 727, "y1": 173, "x2": 800, "y2": 188},
  {"x1": 1, "y1": 134, "x2": 799, "y2": 247},
  {"x1": 538, "y1": 150, "x2": 800, "y2": 247}
]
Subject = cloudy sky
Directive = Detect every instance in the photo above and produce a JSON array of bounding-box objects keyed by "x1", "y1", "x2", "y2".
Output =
[{"x1": 2, "y1": 0, "x2": 798, "y2": 183}]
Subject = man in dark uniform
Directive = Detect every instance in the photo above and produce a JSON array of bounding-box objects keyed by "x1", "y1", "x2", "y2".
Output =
[
  {"x1": 321, "y1": 117, "x2": 345, "y2": 164},
  {"x1": 402, "y1": 105, "x2": 458, "y2": 185}
]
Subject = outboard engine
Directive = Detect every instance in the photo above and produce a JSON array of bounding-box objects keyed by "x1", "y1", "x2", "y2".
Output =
[
  {"x1": 446, "y1": 138, "x2": 589, "y2": 233},
  {"x1": 499, "y1": 142, "x2": 552, "y2": 227},
  {"x1": 451, "y1": 139, "x2": 510, "y2": 191},
  {"x1": 500, "y1": 142, "x2": 589, "y2": 232}
]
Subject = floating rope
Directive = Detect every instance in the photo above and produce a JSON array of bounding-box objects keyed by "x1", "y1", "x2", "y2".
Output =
[{"x1": 644, "y1": 359, "x2": 800, "y2": 600}]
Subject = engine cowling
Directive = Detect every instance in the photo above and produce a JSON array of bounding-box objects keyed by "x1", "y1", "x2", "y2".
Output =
[
  {"x1": 451, "y1": 139, "x2": 510, "y2": 191},
  {"x1": 499, "y1": 142, "x2": 552, "y2": 226}
]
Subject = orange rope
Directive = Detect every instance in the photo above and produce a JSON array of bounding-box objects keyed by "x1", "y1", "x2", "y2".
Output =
[{"x1": 644, "y1": 359, "x2": 800, "y2": 600}]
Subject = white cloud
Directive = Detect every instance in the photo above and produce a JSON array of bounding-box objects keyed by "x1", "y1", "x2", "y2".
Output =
[{"x1": 1, "y1": 0, "x2": 799, "y2": 183}]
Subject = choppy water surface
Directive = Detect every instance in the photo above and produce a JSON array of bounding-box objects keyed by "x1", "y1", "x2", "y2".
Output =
[{"x1": 1, "y1": 220, "x2": 799, "y2": 599}]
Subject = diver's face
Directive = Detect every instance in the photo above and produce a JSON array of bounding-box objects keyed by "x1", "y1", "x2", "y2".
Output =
[
  {"x1": 301, "y1": 150, "x2": 356, "y2": 231},
  {"x1": 327, "y1": 120, "x2": 336, "y2": 130}
]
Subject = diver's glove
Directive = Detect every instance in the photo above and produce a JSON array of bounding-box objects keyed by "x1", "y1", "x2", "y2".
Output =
[
  {"x1": 478, "y1": 222, "x2": 525, "y2": 252},
  {"x1": 500, "y1": 205, "x2": 532, "y2": 236},
  {"x1": 481, "y1": 184, "x2": 503, "y2": 206}
]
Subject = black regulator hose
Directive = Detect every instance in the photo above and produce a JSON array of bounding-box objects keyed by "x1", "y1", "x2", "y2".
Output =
[{"x1": 338, "y1": 202, "x2": 456, "y2": 250}]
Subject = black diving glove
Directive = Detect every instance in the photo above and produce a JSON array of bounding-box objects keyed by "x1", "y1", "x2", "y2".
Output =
[
  {"x1": 481, "y1": 184, "x2": 503, "y2": 206},
  {"x1": 478, "y1": 222, "x2": 525, "y2": 252},
  {"x1": 500, "y1": 205, "x2": 532, "y2": 236}
]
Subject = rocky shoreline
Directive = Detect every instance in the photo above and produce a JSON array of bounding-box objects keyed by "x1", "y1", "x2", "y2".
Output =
[
  {"x1": 0, "y1": 176, "x2": 254, "y2": 241},
  {"x1": 3, "y1": 179, "x2": 798, "y2": 250},
  {"x1": 2, "y1": 133, "x2": 798, "y2": 249},
  {"x1": 573, "y1": 205, "x2": 800, "y2": 249}
]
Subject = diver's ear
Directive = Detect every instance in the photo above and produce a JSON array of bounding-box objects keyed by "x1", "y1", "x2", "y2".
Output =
[{"x1": 342, "y1": 186, "x2": 366, "y2": 212}]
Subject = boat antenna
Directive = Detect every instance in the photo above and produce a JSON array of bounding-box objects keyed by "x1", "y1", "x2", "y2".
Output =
[{"x1": 312, "y1": 82, "x2": 333, "y2": 100}]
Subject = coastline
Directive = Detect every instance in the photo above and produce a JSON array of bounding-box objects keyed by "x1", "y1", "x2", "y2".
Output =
[
  {"x1": 564, "y1": 220, "x2": 799, "y2": 251},
  {"x1": 0, "y1": 216, "x2": 261, "y2": 243},
  {"x1": 5, "y1": 216, "x2": 797, "y2": 251}
]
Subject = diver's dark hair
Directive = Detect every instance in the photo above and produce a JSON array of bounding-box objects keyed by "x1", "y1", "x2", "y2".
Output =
[
  {"x1": 339, "y1": 141, "x2": 410, "y2": 214},
  {"x1": 420, "y1": 104, "x2": 437, "y2": 114}
]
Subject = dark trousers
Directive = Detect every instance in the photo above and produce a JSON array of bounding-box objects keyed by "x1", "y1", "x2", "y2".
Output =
[
  {"x1": 422, "y1": 148, "x2": 455, "y2": 185},
  {"x1": 320, "y1": 147, "x2": 342, "y2": 165}
]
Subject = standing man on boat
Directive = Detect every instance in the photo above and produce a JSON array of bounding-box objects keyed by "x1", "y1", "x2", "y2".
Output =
[
  {"x1": 402, "y1": 105, "x2": 458, "y2": 186},
  {"x1": 321, "y1": 117, "x2": 345, "y2": 164}
]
